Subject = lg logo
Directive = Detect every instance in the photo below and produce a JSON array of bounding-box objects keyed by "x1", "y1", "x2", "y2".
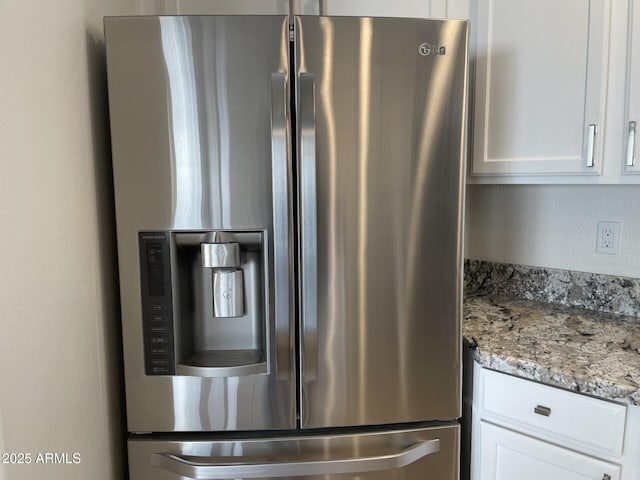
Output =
[{"x1": 419, "y1": 43, "x2": 446, "y2": 56}]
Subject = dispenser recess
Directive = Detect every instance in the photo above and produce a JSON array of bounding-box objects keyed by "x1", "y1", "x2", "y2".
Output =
[{"x1": 172, "y1": 231, "x2": 268, "y2": 377}]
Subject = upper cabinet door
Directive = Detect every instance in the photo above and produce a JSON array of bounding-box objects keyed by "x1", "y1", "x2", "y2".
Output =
[
  {"x1": 321, "y1": 0, "x2": 448, "y2": 18},
  {"x1": 470, "y1": 0, "x2": 611, "y2": 177},
  {"x1": 624, "y1": 0, "x2": 640, "y2": 174},
  {"x1": 137, "y1": 0, "x2": 290, "y2": 14}
]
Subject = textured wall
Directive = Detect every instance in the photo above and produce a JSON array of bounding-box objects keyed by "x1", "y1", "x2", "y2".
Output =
[
  {"x1": 465, "y1": 185, "x2": 640, "y2": 278},
  {"x1": 0, "y1": 0, "x2": 132, "y2": 478}
]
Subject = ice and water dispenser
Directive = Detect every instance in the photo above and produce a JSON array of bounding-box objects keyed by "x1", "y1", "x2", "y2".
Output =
[{"x1": 138, "y1": 230, "x2": 268, "y2": 377}]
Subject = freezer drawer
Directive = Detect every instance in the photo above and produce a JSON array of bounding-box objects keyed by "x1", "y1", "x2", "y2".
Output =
[{"x1": 128, "y1": 424, "x2": 459, "y2": 479}]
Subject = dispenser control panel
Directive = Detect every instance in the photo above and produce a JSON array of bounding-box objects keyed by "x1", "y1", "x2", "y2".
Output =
[{"x1": 139, "y1": 232, "x2": 175, "y2": 375}]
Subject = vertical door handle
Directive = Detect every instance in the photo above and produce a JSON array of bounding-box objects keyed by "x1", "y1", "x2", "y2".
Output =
[
  {"x1": 586, "y1": 124, "x2": 597, "y2": 168},
  {"x1": 299, "y1": 73, "x2": 318, "y2": 382},
  {"x1": 627, "y1": 121, "x2": 636, "y2": 167},
  {"x1": 270, "y1": 73, "x2": 292, "y2": 381}
]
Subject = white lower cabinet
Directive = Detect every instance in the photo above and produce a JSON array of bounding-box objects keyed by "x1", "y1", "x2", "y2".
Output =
[
  {"x1": 479, "y1": 421, "x2": 620, "y2": 480},
  {"x1": 470, "y1": 363, "x2": 640, "y2": 480}
]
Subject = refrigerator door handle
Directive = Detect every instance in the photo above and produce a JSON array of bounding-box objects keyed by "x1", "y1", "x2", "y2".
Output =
[
  {"x1": 299, "y1": 72, "x2": 318, "y2": 382},
  {"x1": 270, "y1": 72, "x2": 292, "y2": 381},
  {"x1": 149, "y1": 438, "x2": 440, "y2": 478}
]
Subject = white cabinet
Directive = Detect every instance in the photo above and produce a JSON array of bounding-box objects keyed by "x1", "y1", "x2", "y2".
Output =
[
  {"x1": 136, "y1": 0, "x2": 296, "y2": 15},
  {"x1": 624, "y1": 0, "x2": 640, "y2": 175},
  {"x1": 141, "y1": 0, "x2": 449, "y2": 17},
  {"x1": 479, "y1": 421, "x2": 620, "y2": 480},
  {"x1": 467, "y1": 0, "x2": 610, "y2": 178},
  {"x1": 470, "y1": 364, "x2": 640, "y2": 480},
  {"x1": 321, "y1": 0, "x2": 447, "y2": 18},
  {"x1": 459, "y1": 0, "x2": 640, "y2": 183}
]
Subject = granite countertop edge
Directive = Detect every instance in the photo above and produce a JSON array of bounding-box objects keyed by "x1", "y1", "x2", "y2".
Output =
[{"x1": 463, "y1": 295, "x2": 640, "y2": 407}]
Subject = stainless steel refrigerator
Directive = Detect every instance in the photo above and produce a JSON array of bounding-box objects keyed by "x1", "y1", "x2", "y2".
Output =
[{"x1": 105, "y1": 14, "x2": 468, "y2": 480}]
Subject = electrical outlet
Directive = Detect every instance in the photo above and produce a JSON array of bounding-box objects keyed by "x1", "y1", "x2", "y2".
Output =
[{"x1": 596, "y1": 221, "x2": 620, "y2": 255}]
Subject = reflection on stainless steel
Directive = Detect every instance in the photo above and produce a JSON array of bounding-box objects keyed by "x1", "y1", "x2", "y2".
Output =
[
  {"x1": 160, "y1": 17, "x2": 203, "y2": 228},
  {"x1": 317, "y1": 18, "x2": 340, "y2": 421},
  {"x1": 129, "y1": 425, "x2": 459, "y2": 480},
  {"x1": 356, "y1": 17, "x2": 373, "y2": 425},
  {"x1": 296, "y1": 17, "x2": 468, "y2": 429},
  {"x1": 403, "y1": 24, "x2": 467, "y2": 418},
  {"x1": 201, "y1": 243, "x2": 240, "y2": 268}
]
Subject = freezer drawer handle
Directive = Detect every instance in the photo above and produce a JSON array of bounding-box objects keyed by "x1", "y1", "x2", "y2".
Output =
[{"x1": 149, "y1": 439, "x2": 440, "y2": 478}]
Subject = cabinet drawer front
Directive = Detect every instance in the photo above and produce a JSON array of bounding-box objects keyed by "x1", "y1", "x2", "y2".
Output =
[{"x1": 479, "y1": 368, "x2": 626, "y2": 455}]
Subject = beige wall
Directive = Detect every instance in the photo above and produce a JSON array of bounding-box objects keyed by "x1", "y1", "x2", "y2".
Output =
[
  {"x1": 465, "y1": 184, "x2": 640, "y2": 278},
  {"x1": 0, "y1": 1, "x2": 132, "y2": 478}
]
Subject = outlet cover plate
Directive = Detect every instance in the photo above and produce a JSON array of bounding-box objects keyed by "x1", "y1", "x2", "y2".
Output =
[{"x1": 596, "y1": 221, "x2": 620, "y2": 255}]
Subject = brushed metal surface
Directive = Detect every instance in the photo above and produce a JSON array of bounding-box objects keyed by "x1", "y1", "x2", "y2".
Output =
[
  {"x1": 128, "y1": 424, "x2": 459, "y2": 480},
  {"x1": 627, "y1": 121, "x2": 636, "y2": 167},
  {"x1": 295, "y1": 16, "x2": 468, "y2": 428},
  {"x1": 586, "y1": 124, "x2": 597, "y2": 168},
  {"x1": 269, "y1": 72, "x2": 294, "y2": 381},
  {"x1": 176, "y1": 349, "x2": 267, "y2": 377},
  {"x1": 298, "y1": 73, "x2": 319, "y2": 382},
  {"x1": 212, "y1": 269, "x2": 244, "y2": 318},
  {"x1": 105, "y1": 15, "x2": 295, "y2": 432},
  {"x1": 201, "y1": 243, "x2": 240, "y2": 268},
  {"x1": 149, "y1": 439, "x2": 439, "y2": 478}
]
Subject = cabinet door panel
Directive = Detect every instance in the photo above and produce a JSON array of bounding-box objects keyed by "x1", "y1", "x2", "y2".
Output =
[
  {"x1": 470, "y1": 0, "x2": 610, "y2": 176},
  {"x1": 625, "y1": 0, "x2": 640, "y2": 174},
  {"x1": 322, "y1": 0, "x2": 447, "y2": 18},
  {"x1": 478, "y1": 421, "x2": 620, "y2": 480},
  {"x1": 137, "y1": 0, "x2": 291, "y2": 14}
]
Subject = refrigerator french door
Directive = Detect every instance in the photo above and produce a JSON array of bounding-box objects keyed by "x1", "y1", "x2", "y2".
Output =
[{"x1": 105, "y1": 14, "x2": 467, "y2": 479}]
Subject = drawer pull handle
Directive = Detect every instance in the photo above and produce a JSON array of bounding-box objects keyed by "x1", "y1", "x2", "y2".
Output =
[
  {"x1": 628, "y1": 121, "x2": 636, "y2": 167},
  {"x1": 534, "y1": 405, "x2": 551, "y2": 417}
]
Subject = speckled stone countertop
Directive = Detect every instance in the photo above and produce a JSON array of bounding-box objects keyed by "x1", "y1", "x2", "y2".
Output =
[{"x1": 463, "y1": 294, "x2": 640, "y2": 406}]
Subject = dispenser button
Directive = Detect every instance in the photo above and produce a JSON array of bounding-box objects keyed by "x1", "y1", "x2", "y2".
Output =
[
  {"x1": 150, "y1": 336, "x2": 168, "y2": 344},
  {"x1": 151, "y1": 358, "x2": 168, "y2": 366},
  {"x1": 149, "y1": 304, "x2": 166, "y2": 311},
  {"x1": 213, "y1": 269, "x2": 245, "y2": 318},
  {"x1": 150, "y1": 326, "x2": 166, "y2": 334},
  {"x1": 151, "y1": 347, "x2": 168, "y2": 355},
  {"x1": 149, "y1": 315, "x2": 165, "y2": 322}
]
